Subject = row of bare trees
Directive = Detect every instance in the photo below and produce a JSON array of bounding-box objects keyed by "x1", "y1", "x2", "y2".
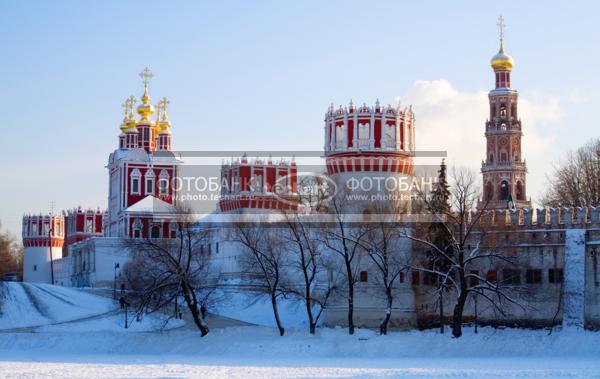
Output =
[
  {"x1": 123, "y1": 165, "x2": 525, "y2": 339},
  {"x1": 542, "y1": 138, "x2": 600, "y2": 207},
  {"x1": 233, "y1": 206, "x2": 408, "y2": 337}
]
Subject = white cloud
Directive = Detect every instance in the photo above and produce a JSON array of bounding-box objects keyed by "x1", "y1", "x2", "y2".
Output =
[{"x1": 398, "y1": 79, "x2": 561, "y2": 203}]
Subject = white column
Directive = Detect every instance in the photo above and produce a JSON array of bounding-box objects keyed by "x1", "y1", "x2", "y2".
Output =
[
  {"x1": 563, "y1": 229, "x2": 586, "y2": 328},
  {"x1": 369, "y1": 110, "x2": 375, "y2": 149}
]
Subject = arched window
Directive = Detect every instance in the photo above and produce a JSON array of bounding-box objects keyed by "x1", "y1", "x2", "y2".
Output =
[
  {"x1": 169, "y1": 221, "x2": 178, "y2": 238},
  {"x1": 132, "y1": 218, "x2": 142, "y2": 238},
  {"x1": 516, "y1": 181, "x2": 524, "y2": 201},
  {"x1": 500, "y1": 104, "x2": 507, "y2": 118},
  {"x1": 335, "y1": 125, "x2": 344, "y2": 149},
  {"x1": 489, "y1": 153, "x2": 494, "y2": 163},
  {"x1": 499, "y1": 180, "x2": 510, "y2": 201},
  {"x1": 131, "y1": 169, "x2": 142, "y2": 195},
  {"x1": 145, "y1": 169, "x2": 155, "y2": 195},
  {"x1": 158, "y1": 170, "x2": 170, "y2": 196},
  {"x1": 150, "y1": 224, "x2": 161, "y2": 239},
  {"x1": 500, "y1": 150, "x2": 508, "y2": 162}
]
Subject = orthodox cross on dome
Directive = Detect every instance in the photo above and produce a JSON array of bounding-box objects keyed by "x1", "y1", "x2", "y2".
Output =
[
  {"x1": 139, "y1": 67, "x2": 154, "y2": 90},
  {"x1": 121, "y1": 100, "x2": 129, "y2": 120},
  {"x1": 126, "y1": 95, "x2": 137, "y2": 120},
  {"x1": 157, "y1": 97, "x2": 170, "y2": 120},
  {"x1": 497, "y1": 15, "x2": 506, "y2": 50}
]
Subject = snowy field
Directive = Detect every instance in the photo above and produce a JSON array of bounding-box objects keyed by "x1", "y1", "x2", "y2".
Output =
[{"x1": 1, "y1": 284, "x2": 600, "y2": 378}]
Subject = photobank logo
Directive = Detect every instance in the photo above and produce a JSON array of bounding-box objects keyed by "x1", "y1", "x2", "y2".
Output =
[
  {"x1": 272, "y1": 172, "x2": 338, "y2": 208},
  {"x1": 152, "y1": 150, "x2": 448, "y2": 223}
]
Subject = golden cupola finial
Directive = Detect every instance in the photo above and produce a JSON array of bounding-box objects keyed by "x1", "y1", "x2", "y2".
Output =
[
  {"x1": 157, "y1": 97, "x2": 171, "y2": 133},
  {"x1": 119, "y1": 98, "x2": 129, "y2": 134},
  {"x1": 491, "y1": 16, "x2": 514, "y2": 72},
  {"x1": 136, "y1": 67, "x2": 155, "y2": 122},
  {"x1": 125, "y1": 95, "x2": 138, "y2": 131}
]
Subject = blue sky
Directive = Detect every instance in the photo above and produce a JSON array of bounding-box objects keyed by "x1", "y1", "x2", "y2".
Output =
[{"x1": 1, "y1": 0, "x2": 598, "y2": 235}]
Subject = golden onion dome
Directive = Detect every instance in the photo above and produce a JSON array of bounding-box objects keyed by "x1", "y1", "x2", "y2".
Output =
[
  {"x1": 156, "y1": 97, "x2": 171, "y2": 134},
  {"x1": 158, "y1": 119, "x2": 171, "y2": 134},
  {"x1": 137, "y1": 68, "x2": 155, "y2": 122},
  {"x1": 119, "y1": 120, "x2": 128, "y2": 134},
  {"x1": 491, "y1": 47, "x2": 514, "y2": 71},
  {"x1": 137, "y1": 95, "x2": 155, "y2": 122}
]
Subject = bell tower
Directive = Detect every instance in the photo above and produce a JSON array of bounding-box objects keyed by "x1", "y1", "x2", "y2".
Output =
[{"x1": 481, "y1": 17, "x2": 530, "y2": 210}]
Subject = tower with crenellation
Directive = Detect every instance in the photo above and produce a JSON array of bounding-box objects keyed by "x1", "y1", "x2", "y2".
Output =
[{"x1": 323, "y1": 100, "x2": 415, "y2": 214}]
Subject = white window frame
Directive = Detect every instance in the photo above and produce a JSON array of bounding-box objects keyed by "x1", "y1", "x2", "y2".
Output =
[
  {"x1": 132, "y1": 218, "x2": 142, "y2": 238},
  {"x1": 145, "y1": 169, "x2": 155, "y2": 195},
  {"x1": 131, "y1": 169, "x2": 142, "y2": 195},
  {"x1": 158, "y1": 170, "x2": 169, "y2": 196}
]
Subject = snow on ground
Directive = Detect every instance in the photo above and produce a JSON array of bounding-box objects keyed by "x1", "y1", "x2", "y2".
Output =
[
  {"x1": 36, "y1": 311, "x2": 185, "y2": 333},
  {"x1": 1, "y1": 284, "x2": 600, "y2": 378},
  {"x1": 213, "y1": 289, "x2": 314, "y2": 328},
  {"x1": 0, "y1": 282, "x2": 114, "y2": 329},
  {"x1": 1, "y1": 325, "x2": 600, "y2": 378}
]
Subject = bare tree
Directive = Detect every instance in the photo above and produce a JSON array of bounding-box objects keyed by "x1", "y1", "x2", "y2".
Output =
[
  {"x1": 362, "y1": 216, "x2": 407, "y2": 335},
  {"x1": 234, "y1": 222, "x2": 287, "y2": 336},
  {"x1": 0, "y1": 222, "x2": 23, "y2": 278},
  {"x1": 280, "y1": 211, "x2": 338, "y2": 334},
  {"x1": 542, "y1": 138, "x2": 600, "y2": 207},
  {"x1": 404, "y1": 167, "x2": 523, "y2": 338},
  {"x1": 322, "y1": 197, "x2": 370, "y2": 335},
  {"x1": 125, "y1": 217, "x2": 217, "y2": 337}
]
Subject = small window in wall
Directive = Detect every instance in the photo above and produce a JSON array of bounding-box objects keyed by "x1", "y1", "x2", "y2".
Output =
[
  {"x1": 549, "y1": 268, "x2": 564, "y2": 283},
  {"x1": 500, "y1": 180, "x2": 510, "y2": 201},
  {"x1": 526, "y1": 269, "x2": 542, "y2": 284},
  {"x1": 131, "y1": 169, "x2": 142, "y2": 195},
  {"x1": 423, "y1": 272, "x2": 437, "y2": 286},
  {"x1": 145, "y1": 177, "x2": 155, "y2": 195},
  {"x1": 150, "y1": 225, "x2": 161, "y2": 239},
  {"x1": 502, "y1": 269, "x2": 521, "y2": 285},
  {"x1": 33, "y1": 265, "x2": 37, "y2": 271},
  {"x1": 359, "y1": 271, "x2": 368, "y2": 282},
  {"x1": 159, "y1": 170, "x2": 169, "y2": 195},
  {"x1": 85, "y1": 219, "x2": 93, "y2": 233},
  {"x1": 399, "y1": 271, "x2": 405, "y2": 283},
  {"x1": 411, "y1": 271, "x2": 420, "y2": 285},
  {"x1": 132, "y1": 218, "x2": 142, "y2": 238},
  {"x1": 216, "y1": 242, "x2": 219, "y2": 254},
  {"x1": 169, "y1": 221, "x2": 178, "y2": 238},
  {"x1": 487, "y1": 270, "x2": 497, "y2": 284}
]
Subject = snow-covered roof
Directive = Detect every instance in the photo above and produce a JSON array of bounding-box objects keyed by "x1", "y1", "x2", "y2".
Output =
[{"x1": 126, "y1": 196, "x2": 180, "y2": 214}]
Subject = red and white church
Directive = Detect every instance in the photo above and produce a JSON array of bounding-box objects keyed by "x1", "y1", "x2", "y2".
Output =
[{"x1": 23, "y1": 69, "x2": 183, "y2": 286}]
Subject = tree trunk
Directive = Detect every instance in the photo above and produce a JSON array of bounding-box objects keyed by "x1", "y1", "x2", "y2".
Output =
[
  {"x1": 271, "y1": 289, "x2": 285, "y2": 336},
  {"x1": 181, "y1": 288, "x2": 209, "y2": 337},
  {"x1": 301, "y1": 257, "x2": 315, "y2": 334},
  {"x1": 380, "y1": 287, "x2": 393, "y2": 335},
  {"x1": 346, "y1": 258, "x2": 355, "y2": 335},
  {"x1": 452, "y1": 291, "x2": 467, "y2": 338},
  {"x1": 439, "y1": 289, "x2": 444, "y2": 334}
]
